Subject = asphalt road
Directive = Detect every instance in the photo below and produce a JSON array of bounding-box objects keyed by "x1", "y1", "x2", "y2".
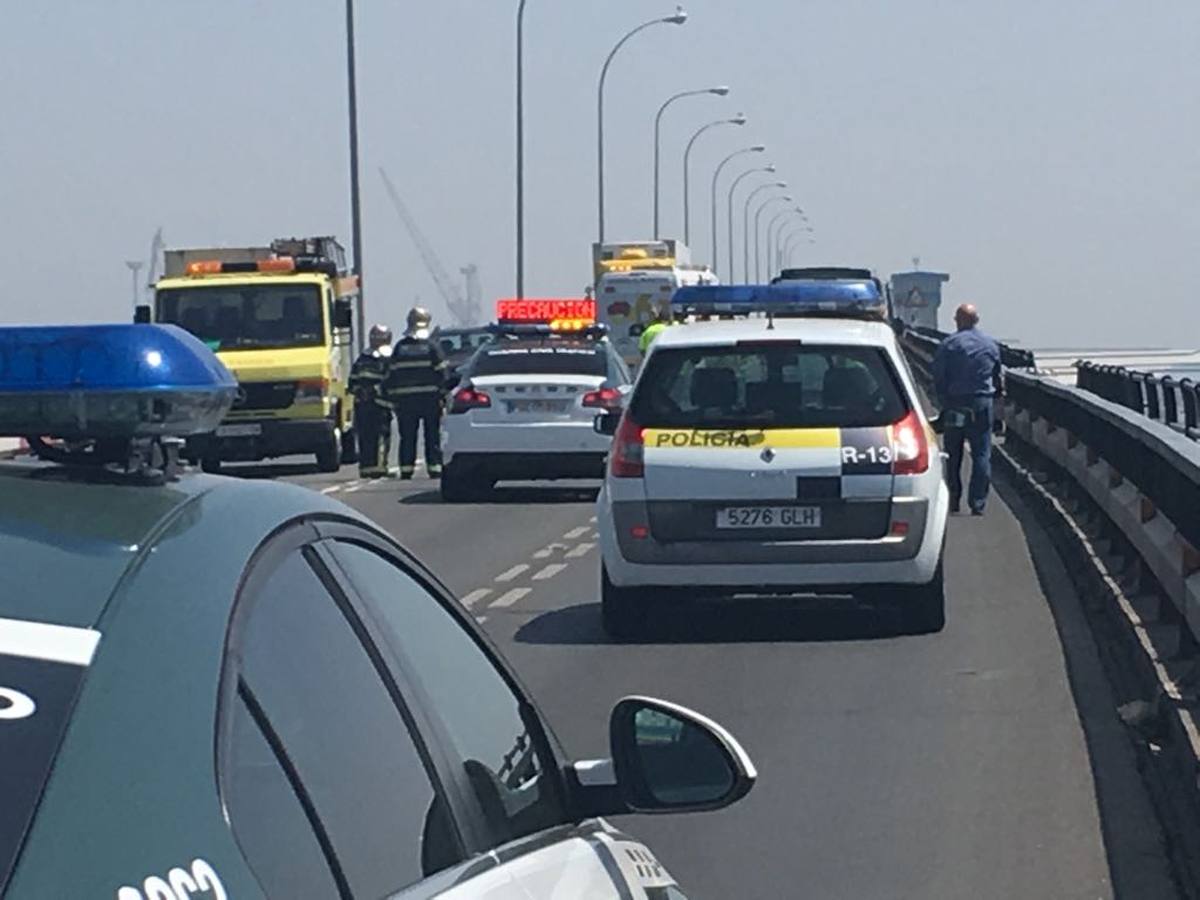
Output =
[{"x1": 264, "y1": 460, "x2": 1179, "y2": 900}]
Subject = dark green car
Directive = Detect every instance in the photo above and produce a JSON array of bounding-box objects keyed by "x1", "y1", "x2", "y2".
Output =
[{"x1": 0, "y1": 323, "x2": 757, "y2": 900}]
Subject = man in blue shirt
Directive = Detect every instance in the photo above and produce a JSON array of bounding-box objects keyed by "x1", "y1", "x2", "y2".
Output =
[{"x1": 932, "y1": 304, "x2": 1003, "y2": 515}]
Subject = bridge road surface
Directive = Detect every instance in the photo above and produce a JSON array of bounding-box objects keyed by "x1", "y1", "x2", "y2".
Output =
[{"x1": 264, "y1": 465, "x2": 1176, "y2": 899}]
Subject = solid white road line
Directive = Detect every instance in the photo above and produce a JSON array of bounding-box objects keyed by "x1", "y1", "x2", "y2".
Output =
[
  {"x1": 532, "y1": 563, "x2": 568, "y2": 581},
  {"x1": 563, "y1": 525, "x2": 590, "y2": 540},
  {"x1": 461, "y1": 588, "x2": 493, "y2": 608},
  {"x1": 490, "y1": 588, "x2": 531, "y2": 608},
  {"x1": 495, "y1": 564, "x2": 530, "y2": 583},
  {"x1": 565, "y1": 542, "x2": 595, "y2": 558}
]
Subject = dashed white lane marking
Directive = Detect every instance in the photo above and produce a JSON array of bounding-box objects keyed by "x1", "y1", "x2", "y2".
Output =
[
  {"x1": 490, "y1": 588, "x2": 531, "y2": 608},
  {"x1": 533, "y1": 542, "x2": 568, "y2": 559},
  {"x1": 564, "y1": 525, "x2": 591, "y2": 540},
  {"x1": 565, "y1": 542, "x2": 595, "y2": 558},
  {"x1": 532, "y1": 563, "x2": 568, "y2": 581},
  {"x1": 345, "y1": 482, "x2": 365, "y2": 493},
  {"x1": 475, "y1": 615, "x2": 488, "y2": 624},
  {"x1": 320, "y1": 485, "x2": 342, "y2": 495},
  {"x1": 589, "y1": 516, "x2": 597, "y2": 524},
  {"x1": 495, "y1": 564, "x2": 530, "y2": 583},
  {"x1": 461, "y1": 588, "x2": 493, "y2": 607}
]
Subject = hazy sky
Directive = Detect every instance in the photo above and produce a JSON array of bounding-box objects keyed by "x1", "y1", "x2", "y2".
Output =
[{"x1": 2, "y1": 1, "x2": 1197, "y2": 348}]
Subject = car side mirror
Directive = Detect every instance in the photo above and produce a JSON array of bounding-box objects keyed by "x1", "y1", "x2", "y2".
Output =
[
  {"x1": 594, "y1": 413, "x2": 620, "y2": 437},
  {"x1": 333, "y1": 298, "x2": 353, "y2": 329},
  {"x1": 570, "y1": 696, "x2": 755, "y2": 817},
  {"x1": 134, "y1": 305, "x2": 152, "y2": 324}
]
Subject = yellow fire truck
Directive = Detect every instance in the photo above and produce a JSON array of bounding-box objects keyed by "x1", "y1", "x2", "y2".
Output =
[{"x1": 143, "y1": 236, "x2": 360, "y2": 473}]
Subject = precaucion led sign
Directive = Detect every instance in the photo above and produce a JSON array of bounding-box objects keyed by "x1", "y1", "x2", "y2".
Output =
[{"x1": 495, "y1": 298, "x2": 596, "y2": 326}]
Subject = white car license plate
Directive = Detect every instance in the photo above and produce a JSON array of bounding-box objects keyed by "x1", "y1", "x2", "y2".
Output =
[
  {"x1": 215, "y1": 424, "x2": 262, "y2": 438},
  {"x1": 715, "y1": 506, "x2": 822, "y2": 529},
  {"x1": 508, "y1": 399, "x2": 570, "y2": 414}
]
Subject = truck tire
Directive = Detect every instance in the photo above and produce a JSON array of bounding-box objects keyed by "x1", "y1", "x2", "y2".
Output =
[
  {"x1": 899, "y1": 559, "x2": 945, "y2": 635},
  {"x1": 200, "y1": 455, "x2": 222, "y2": 475},
  {"x1": 601, "y1": 565, "x2": 649, "y2": 640},
  {"x1": 316, "y1": 427, "x2": 341, "y2": 473},
  {"x1": 340, "y1": 427, "x2": 359, "y2": 465}
]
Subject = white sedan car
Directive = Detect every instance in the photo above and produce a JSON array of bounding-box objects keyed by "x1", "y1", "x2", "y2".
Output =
[
  {"x1": 595, "y1": 310, "x2": 949, "y2": 637},
  {"x1": 441, "y1": 328, "x2": 631, "y2": 501}
]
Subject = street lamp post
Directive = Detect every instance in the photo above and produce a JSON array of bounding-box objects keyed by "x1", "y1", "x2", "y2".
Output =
[
  {"x1": 782, "y1": 229, "x2": 807, "y2": 266},
  {"x1": 682, "y1": 114, "x2": 745, "y2": 245},
  {"x1": 766, "y1": 208, "x2": 802, "y2": 278},
  {"x1": 742, "y1": 181, "x2": 785, "y2": 284},
  {"x1": 753, "y1": 195, "x2": 791, "y2": 283},
  {"x1": 516, "y1": 0, "x2": 528, "y2": 298},
  {"x1": 653, "y1": 86, "x2": 729, "y2": 238},
  {"x1": 709, "y1": 145, "x2": 764, "y2": 275},
  {"x1": 726, "y1": 164, "x2": 775, "y2": 282},
  {"x1": 776, "y1": 222, "x2": 804, "y2": 271},
  {"x1": 125, "y1": 261, "x2": 143, "y2": 311},
  {"x1": 345, "y1": 0, "x2": 365, "y2": 334},
  {"x1": 598, "y1": 6, "x2": 688, "y2": 244}
]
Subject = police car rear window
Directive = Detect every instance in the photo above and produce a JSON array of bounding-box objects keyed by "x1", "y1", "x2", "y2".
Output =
[
  {"x1": 0, "y1": 619, "x2": 100, "y2": 894},
  {"x1": 469, "y1": 343, "x2": 608, "y2": 377},
  {"x1": 631, "y1": 343, "x2": 908, "y2": 429}
]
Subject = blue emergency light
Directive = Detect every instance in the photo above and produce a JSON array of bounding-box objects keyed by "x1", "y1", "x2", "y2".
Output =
[
  {"x1": 671, "y1": 281, "x2": 886, "y2": 319},
  {"x1": 0, "y1": 324, "x2": 237, "y2": 440}
]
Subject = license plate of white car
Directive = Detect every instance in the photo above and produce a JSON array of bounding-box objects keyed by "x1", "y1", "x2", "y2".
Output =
[
  {"x1": 215, "y1": 423, "x2": 262, "y2": 438},
  {"x1": 715, "y1": 506, "x2": 821, "y2": 529},
  {"x1": 508, "y1": 400, "x2": 569, "y2": 413}
]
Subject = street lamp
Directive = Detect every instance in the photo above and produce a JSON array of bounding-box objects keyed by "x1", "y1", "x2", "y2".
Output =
[
  {"x1": 767, "y1": 208, "x2": 804, "y2": 277},
  {"x1": 682, "y1": 113, "x2": 746, "y2": 245},
  {"x1": 125, "y1": 261, "x2": 143, "y2": 311},
  {"x1": 727, "y1": 164, "x2": 775, "y2": 281},
  {"x1": 782, "y1": 229, "x2": 808, "y2": 266},
  {"x1": 753, "y1": 195, "x2": 792, "y2": 283},
  {"x1": 516, "y1": 0, "x2": 528, "y2": 298},
  {"x1": 345, "y1": 0, "x2": 365, "y2": 333},
  {"x1": 709, "y1": 145, "x2": 764, "y2": 275},
  {"x1": 742, "y1": 181, "x2": 786, "y2": 283},
  {"x1": 598, "y1": 6, "x2": 688, "y2": 243},
  {"x1": 776, "y1": 221, "x2": 805, "y2": 270},
  {"x1": 653, "y1": 85, "x2": 729, "y2": 237}
]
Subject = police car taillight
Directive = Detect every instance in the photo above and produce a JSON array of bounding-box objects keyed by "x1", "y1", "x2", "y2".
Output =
[
  {"x1": 450, "y1": 385, "x2": 491, "y2": 414},
  {"x1": 891, "y1": 409, "x2": 929, "y2": 475},
  {"x1": 582, "y1": 387, "x2": 622, "y2": 411},
  {"x1": 609, "y1": 414, "x2": 644, "y2": 478}
]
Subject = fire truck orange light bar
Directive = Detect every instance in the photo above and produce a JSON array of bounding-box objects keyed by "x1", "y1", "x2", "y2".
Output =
[
  {"x1": 185, "y1": 261, "x2": 223, "y2": 275},
  {"x1": 257, "y1": 257, "x2": 296, "y2": 273},
  {"x1": 495, "y1": 298, "x2": 596, "y2": 324}
]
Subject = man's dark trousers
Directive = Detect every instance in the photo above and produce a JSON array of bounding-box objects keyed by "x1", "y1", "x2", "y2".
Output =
[
  {"x1": 397, "y1": 395, "x2": 442, "y2": 477},
  {"x1": 944, "y1": 396, "x2": 993, "y2": 513}
]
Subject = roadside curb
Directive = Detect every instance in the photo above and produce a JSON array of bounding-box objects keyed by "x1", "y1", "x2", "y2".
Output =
[{"x1": 996, "y1": 438, "x2": 1200, "y2": 896}]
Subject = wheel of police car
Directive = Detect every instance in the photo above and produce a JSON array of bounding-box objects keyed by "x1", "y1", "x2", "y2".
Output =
[{"x1": 440, "y1": 462, "x2": 493, "y2": 503}]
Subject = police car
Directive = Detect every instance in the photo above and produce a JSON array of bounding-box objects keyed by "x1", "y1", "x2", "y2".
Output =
[
  {"x1": 593, "y1": 280, "x2": 950, "y2": 638},
  {"x1": 440, "y1": 299, "x2": 631, "y2": 502},
  {"x1": 0, "y1": 324, "x2": 755, "y2": 898}
]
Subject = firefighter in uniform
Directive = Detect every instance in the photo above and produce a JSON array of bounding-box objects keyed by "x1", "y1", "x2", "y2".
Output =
[
  {"x1": 385, "y1": 307, "x2": 448, "y2": 479},
  {"x1": 348, "y1": 323, "x2": 395, "y2": 478}
]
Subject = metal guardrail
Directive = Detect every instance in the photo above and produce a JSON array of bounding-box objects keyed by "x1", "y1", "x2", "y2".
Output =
[
  {"x1": 1005, "y1": 371, "x2": 1200, "y2": 551},
  {"x1": 1076, "y1": 362, "x2": 1200, "y2": 441}
]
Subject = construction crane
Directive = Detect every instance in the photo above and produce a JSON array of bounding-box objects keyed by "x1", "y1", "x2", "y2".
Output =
[
  {"x1": 378, "y1": 167, "x2": 481, "y2": 326},
  {"x1": 143, "y1": 227, "x2": 165, "y2": 303}
]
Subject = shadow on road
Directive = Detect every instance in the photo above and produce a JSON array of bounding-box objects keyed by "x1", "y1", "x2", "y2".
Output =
[
  {"x1": 400, "y1": 484, "x2": 599, "y2": 506},
  {"x1": 219, "y1": 461, "x2": 324, "y2": 479},
  {"x1": 516, "y1": 597, "x2": 910, "y2": 646}
]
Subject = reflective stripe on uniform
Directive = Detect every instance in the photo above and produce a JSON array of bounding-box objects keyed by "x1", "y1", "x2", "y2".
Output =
[
  {"x1": 387, "y1": 385, "x2": 441, "y2": 396},
  {"x1": 389, "y1": 359, "x2": 434, "y2": 369}
]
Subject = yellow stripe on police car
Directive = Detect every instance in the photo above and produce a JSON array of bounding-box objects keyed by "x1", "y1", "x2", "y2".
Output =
[{"x1": 642, "y1": 428, "x2": 840, "y2": 450}]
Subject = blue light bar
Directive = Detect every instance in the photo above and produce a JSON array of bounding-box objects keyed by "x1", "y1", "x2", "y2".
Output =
[
  {"x1": 487, "y1": 322, "x2": 609, "y2": 338},
  {"x1": 672, "y1": 281, "x2": 886, "y2": 319},
  {"x1": 0, "y1": 324, "x2": 237, "y2": 439}
]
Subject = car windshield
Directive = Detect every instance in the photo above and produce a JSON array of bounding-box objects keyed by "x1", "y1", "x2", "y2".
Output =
[
  {"x1": 631, "y1": 342, "x2": 908, "y2": 429},
  {"x1": 435, "y1": 330, "x2": 493, "y2": 356},
  {"x1": 467, "y1": 341, "x2": 608, "y2": 377},
  {"x1": 156, "y1": 284, "x2": 325, "y2": 351}
]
